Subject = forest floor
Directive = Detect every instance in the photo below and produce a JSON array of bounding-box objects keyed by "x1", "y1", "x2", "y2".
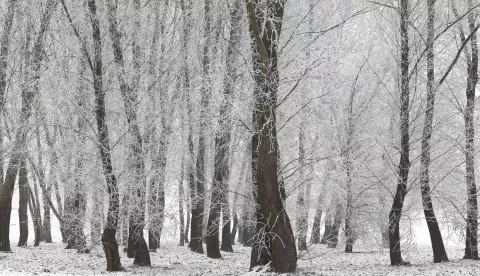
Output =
[{"x1": 1, "y1": 242, "x2": 480, "y2": 275}]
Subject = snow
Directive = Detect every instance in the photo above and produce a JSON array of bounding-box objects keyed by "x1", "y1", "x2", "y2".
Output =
[{"x1": 2, "y1": 242, "x2": 480, "y2": 275}]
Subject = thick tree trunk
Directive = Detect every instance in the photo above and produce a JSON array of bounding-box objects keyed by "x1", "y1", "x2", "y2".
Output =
[
  {"x1": 388, "y1": 0, "x2": 411, "y2": 266},
  {"x1": 418, "y1": 0, "x2": 448, "y2": 263},
  {"x1": 247, "y1": 1, "x2": 297, "y2": 272},
  {"x1": 18, "y1": 159, "x2": 28, "y2": 247},
  {"x1": 0, "y1": 0, "x2": 57, "y2": 251}
]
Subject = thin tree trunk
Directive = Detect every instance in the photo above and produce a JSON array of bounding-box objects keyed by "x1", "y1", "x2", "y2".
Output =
[
  {"x1": 310, "y1": 179, "x2": 325, "y2": 244},
  {"x1": 388, "y1": 0, "x2": 411, "y2": 266},
  {"x1": 36, "y1": 113, "x2": 52, "y2": 243},
  {"x1": 320, "y1": 211, "x2": 333, "y2": 245},
  {"x1": 84, "y1": 0, "x2": 124, "y2": 270},
  {"x1": 28, "y1": 186, "x2": 41, "y2": 247},
  {"x1": 0, "y1": 0, "x2": 57, "y2": 251},
  {"x1": 147, "y1": 0, "x2": 170, "y2": 253},
  {"x1": 18, "y1": 159, "x2": 28, "y2": 247},
  {"x1": 179, "y1": 157, "x2": 186, "y2": 246},
  {"x1": 310, "y1": 206, "x2": 322, "y2": 244},
  {"x1": 180, "y1": 0, "x2": 204, "y2": 255},
  {"x1": 231, "y1": 147, "x2": 248, "y2": 245},
  {"x1": 327, "y1": 203, "x2": 344, "y2": 249},
  {"x1": 418, "y1": 0, "x2": 448, "y2": 263},
  {"x1": 462, "y1": 4, "x2": 479, "y2": 261},
  {"x1": 210, "y1": 0, "x2": 242, "y2": 256},
  {"x1": 296, "y1": 122, "x2": 308, "y2": 251}
]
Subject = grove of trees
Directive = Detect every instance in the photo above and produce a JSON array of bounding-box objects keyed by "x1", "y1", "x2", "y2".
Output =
[{"x1": 2, "y1": 0, "x2": 480, "y2": 273}]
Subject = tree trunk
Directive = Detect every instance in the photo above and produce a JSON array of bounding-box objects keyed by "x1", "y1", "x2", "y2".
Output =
[
  {"x1": 180, "y1": 0, "x2": 204, "y2": 255},
  {"x1": 418, "y1": 0, "x2": 448, "y2": 263},
  {"x1": 18, "y1": 159, "x2": 28, "y2": 247},
  {"x1": 247, "y1": 1, "x2": 297, "y2": 272},
  {"x1": 28, "y1": 189, "x2": 41, "y2": 247},
  {"x1": 179, "y1": 157, "x2": 186, "y2": 246},
  {"x1": 0, "y1": 0, "x2": 57, "y2": 251},
  {"x1": 0, "y1": 0, "x2": 19, "y2": 186},
  {"x1": 328, "y1": 203, "x2": 343, "y2": 249},
  {"x1": 344, "y1": 71, "x2": 358, "y2": 253},
  {"x1": 310, "y1": 178, "x2": 326, "y2": 244},
  {"x1": 231, "y1": 213, "x2": 239, "y2": 245},
  {"x1": 105, "y1": 0, "x2": 150, "y2": 265},
  {"x1": 320, "y1": 212, "x2": 333, "y2": 245},
  {"x1": 209, "y1": 0, "x2": 242, "y2": 257},
  {"x1": 37, "y1": 118, "x2": 52, "y2": 244},
  {"x1": 91, "y1": 191, "x2": 103, "y2": 245},
  {"x1": 388, "y1": 0, "x2": 411, "y2": 266},
  {"x1": 310, "y1": 206, "x2": 322, "y2": 244},
  {"x1": 296, "y1": 123, "x2": 308, "y2": 251},
  {"x1": 84, "y1": 0, "x2": 123, "y2": 271}
]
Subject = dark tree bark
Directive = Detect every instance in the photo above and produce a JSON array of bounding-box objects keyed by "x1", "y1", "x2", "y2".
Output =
[
  {"x1": 147, "y1": 0, "x2": 171, "y2": 253},
  {"x1": 456, "y1": 1, "x2": 480, "y2": 260},
  {"x1": 36, "y1": 109, "x2": 52, "y2": 244},
  {"x1": 418, "y1": 0, "x2": 448, "y2": 263},
  {"x1": 0, "y1": 0, "x2": 57, "y2": 252},
  {"x1": 179, "y1": 0, "x2": 204, "y2": 255},
  {"x1": 0, "y1": 0, "x2": 19, "y2": 186},
  {"x1": 106, "y1": 0, "x2": 150, "y2": 265},
  {"x1": 388, "y1": 0, "x2": 411, "y2": 266},
  {"x1": 17, "y1": 159, "x2": 28, "y2": 247},
  {"x1": 28, "y1": 164, "x2": 42, "y2": 247},
  {"x1": 208, "y1": 0, "x2": 242, "y2": 257},
  {"x1": 247, "y1": 0, "x2": 297, "y2": 273},
  {"x1": 64, "y1": 0, "x2": 124, "y2": 271}
]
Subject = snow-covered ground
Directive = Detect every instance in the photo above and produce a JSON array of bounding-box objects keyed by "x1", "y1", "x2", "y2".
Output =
[{"x1": 2, "y1": 241, "x2": 480, "y2": 275}]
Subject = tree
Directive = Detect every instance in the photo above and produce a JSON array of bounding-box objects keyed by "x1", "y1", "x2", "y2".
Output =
[
  {"x1": 247, "y1": 0, "x2": 297, "y2": 272},
  {"x1": 388, "y1": 0, "x2": 411, "y2": 266},
  {"x1": 59, "y1": 0, "x2": 124, "y2": 270},
  {"x1": 207, "y1": 0, "x2": 242, "y2": 257},
  {"x1": 418, "y1": 0, "x2": 448, "y2": 263},
  {"x1": 0, "y1": 0, "x2": 57, "y2": 252},
  {"x1": 17, "y1": 159, "x2": 28, "y2": 247},
  {"x1": 105, "y1": 0, "x2": 150, "y2": 265},
  {"x1": 452, "y1": 0, "x2": 480, "y2": 260}
]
